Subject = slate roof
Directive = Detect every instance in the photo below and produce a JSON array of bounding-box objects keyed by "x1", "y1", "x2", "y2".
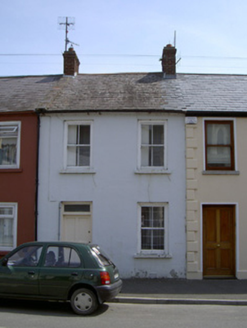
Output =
[
  {"x1": 177, "y1": 74, "x2": 247, "y2": 114},
  {"x1": 1, "y1": 73, "x2": 247, "y2": 114},
  {"x1": 0, "y1": 75, "x2": 62, "y2": 112}
]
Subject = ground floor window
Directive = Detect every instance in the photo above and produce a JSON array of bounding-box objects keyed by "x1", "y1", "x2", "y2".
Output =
[
  {"x1": 0, "y1": 203, "x2": 17, "y2": 250},
  {"x1": 139, "y1": 203, "x2": 168, "y2": 254}
]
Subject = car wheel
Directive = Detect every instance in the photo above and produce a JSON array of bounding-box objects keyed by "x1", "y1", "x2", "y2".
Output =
[{"x1": 70, "y1": 288, "x2": 98, "y2": 315}]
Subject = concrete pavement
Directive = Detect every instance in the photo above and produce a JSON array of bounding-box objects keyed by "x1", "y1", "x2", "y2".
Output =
[{"x1": 113, "y1": 278, "x2": 247, "y2": 305}]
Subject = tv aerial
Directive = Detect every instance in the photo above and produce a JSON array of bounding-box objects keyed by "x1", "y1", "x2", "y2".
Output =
[{"x1": 58, "y1": 17, "x2": 79, "y2": 51}]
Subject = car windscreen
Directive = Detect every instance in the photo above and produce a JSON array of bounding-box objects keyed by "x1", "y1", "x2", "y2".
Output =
[{"x1": 90, "y1": 246, "x2": 115, "y2": 267}]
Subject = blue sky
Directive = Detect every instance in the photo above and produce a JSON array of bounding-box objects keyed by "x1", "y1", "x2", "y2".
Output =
[{"x1": 1, "y1": 0, "x2": 247, "y2": 76}]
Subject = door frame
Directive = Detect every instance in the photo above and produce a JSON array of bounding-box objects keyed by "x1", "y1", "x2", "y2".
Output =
[
  {"x1": 200, "y1": 202, "x2": 239, "y2": 278},
  {"x1": 59, "y1": 201, "x2": 92, "y2": 243}
]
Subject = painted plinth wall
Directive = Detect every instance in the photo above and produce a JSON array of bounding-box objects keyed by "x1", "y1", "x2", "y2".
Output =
[
  {"x1": 186, "y1": 117, "x2": 247, "y2": 279},
  {"x1": 38, "y1": 112, "x2": 186, "y2": 278}
]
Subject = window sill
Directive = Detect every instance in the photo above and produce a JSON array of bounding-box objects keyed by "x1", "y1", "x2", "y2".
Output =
[
  {"x1": 134, "y1": 253, "x2": 172, "y2": 259},
  {"x1": 60, "y1": 168, "x2": 96, "y2": 174},
  {"x1": 0, "y1": 168, "x2": 22, "y2": 173},
  {"x1": 202, "y1": 170, "x2": 240, "y2": 175},
  {"x1": 135, "y1": 169, "x2": 171, "y2": 175}
]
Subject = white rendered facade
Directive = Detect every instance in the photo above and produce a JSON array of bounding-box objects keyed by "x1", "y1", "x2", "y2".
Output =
[{"x1": 38, "y1": 112, "x2": 186, "y2": 278}]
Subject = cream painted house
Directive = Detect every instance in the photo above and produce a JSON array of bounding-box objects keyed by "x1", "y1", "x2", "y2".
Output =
[{"x1": 183, "y1": 74, "x2": 247, "y2": 279}]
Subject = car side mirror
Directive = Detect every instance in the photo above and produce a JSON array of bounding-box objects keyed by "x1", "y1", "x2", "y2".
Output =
[{"x1": 1, "y1": 258, "x2": 8, "y2": 267}]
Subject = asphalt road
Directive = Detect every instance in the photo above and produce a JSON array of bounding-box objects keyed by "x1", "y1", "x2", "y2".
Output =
[{"x1": 0, "y1": 299, "x2": 247, "y2": 328}]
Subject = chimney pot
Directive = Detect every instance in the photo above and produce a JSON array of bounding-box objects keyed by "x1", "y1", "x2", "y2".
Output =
[{"x1": 161, "y1": 44, "x2": 176, "y2": 79}]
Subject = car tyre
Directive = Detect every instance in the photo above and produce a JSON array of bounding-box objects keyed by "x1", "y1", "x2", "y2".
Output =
[{"x1": 70, "y1": 288, "x2": 98, "y2": 315}]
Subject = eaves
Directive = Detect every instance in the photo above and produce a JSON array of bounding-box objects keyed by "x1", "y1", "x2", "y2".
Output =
[
  {"x1": 186, "y1": 110, "x2": 247, "y2": 117},
  {"x1": 35, "y1": 108, "x2": 185, "y2": 115}
]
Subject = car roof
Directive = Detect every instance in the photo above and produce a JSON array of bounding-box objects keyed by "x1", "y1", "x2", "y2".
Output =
[{"x1": 17, "y1": 241, "x2": 98, "y2": 248}]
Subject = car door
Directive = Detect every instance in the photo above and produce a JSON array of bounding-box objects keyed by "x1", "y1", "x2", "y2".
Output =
[
  {"x1": 0, "y1": 245, "x2": 43, "y2": 296},
  {"x1": 39, "y1": 245, "x2": 82, "y2": 299}
]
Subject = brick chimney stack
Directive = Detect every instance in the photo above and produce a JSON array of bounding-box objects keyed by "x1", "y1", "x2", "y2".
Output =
[
  {"x1": 161, "y1": 44, "x2": 176, "y2": 79},
  {"x1": 63, "y1": 47, "x2": 80, "y2": 76}
]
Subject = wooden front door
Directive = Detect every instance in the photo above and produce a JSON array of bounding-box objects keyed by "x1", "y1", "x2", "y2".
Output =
[
  {"x1": 203, "y1": 205, "x2": 235, "y2": 278},
  {"x1": 61, "y1": 214, "x2": 92, "y2": 244}
]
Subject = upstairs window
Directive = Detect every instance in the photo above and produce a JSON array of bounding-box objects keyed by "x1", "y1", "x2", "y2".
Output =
[
  {"x1": 0, "y1": 122, "x2": 20, "y2": 169},
  {"x1": 205, "y1": 121, "x2": 235, "y2": 170},
  {"x1": 140, "y1": 122, "x2": 166, "y2": 168},
  {"x1": 66, "y1": 122, "x2": 92, "y2": 168}
]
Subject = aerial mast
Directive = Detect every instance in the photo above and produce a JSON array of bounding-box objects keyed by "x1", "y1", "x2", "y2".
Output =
[{"x1": 58, "y1": 17, "x2": 79, "y2": 51}]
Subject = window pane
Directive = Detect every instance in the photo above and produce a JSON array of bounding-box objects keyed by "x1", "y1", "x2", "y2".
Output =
[
  {"x1": 141, "y1": 206, "x2": 165, "y2": 251},
  {"x1": 153, "y1": 146, "x2": 164, "y2": 166},
  {"x1": 141, "y1": 229, "x2": 165, "y2": 250},
  {"x1": 141, "y1": 124, "x2": 165, "y2": 167},
  {"x1": 153, "y1": 230, "x2": 164, "y2": 249},
  {"x1": 8, "y1": 246, "x2": 42, "y2": 267},
  {"x1": 141, "y1": 230, "x2": 151, "y2": 249},
  {"x1": 207, "y1": 146, "x2": 231, "y2": 167},
  {"x1": 0, "y1": 207, "x2": 13, "y2": 215},
  {"x1": 0, "y1": 138, "x2": 17, "y2": 165},
  {"x1": 79, "y1": 126, "x2": 90, "y2": 144},
  {"x1": 64, "y1": 204, "x2": 90, "y2": 212},
  {"x1": 207, "y1": 123, "x2": 231, "y2": 145},
  {"x1": 45, "y1": 246, "x2": 81, "y2": 268},
  {"x1": 0, "y1": 125, "x2": 18, "y2": 137},
  {"x1": 68, "y1": 126, "x2": 77, "y2": 144},
  {"x1": 153, "y1": 125, "x2": 164, "y2": 144},
  {"x1": 67, "y1": 124, "x2": 91, "y2": 167},
  {"x1": 141, "y1": 146, "x2": 149, "y2": 166},
  {"x1": 91, "y1": 246, "x2": 113, "y2": 267},
  {"x1": 153, "y1": 207, "x2": 164, "y2": 227},
  {"x1": 67, "y1": 146, "x2": 76, "y2": 166},
  {"x1": 141, "y1": 207, "x2": 152, "y2": 227},
  {"x1": 78, "y1": 146, "x2": 90, "y2": 166},
  {"x1": 45, "y1": 249, "x2": 57, "y2": 266},
  {"x1": 63, "y1": 247, "x2": 81, "y2": 267},
  {"x1": 0, "y1": 124, "x2": 19, "y2": 166},
  {"x1": 0, "y1": 218, "x2": 13, "y2": 247},
  {"x1": 141, "y1": 125, "x2": 150, "y2": 144},
  {"x1": 206, "y1": 122, "x2": 234, "y2": 170},
  {"x1": 141, "y1": 146, "x2": 164, "y2": 167}
]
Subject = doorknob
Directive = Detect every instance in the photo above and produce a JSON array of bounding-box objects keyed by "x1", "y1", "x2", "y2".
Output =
[{"x1": 217, "y1": 244, "x2": 220, "y2": 247}]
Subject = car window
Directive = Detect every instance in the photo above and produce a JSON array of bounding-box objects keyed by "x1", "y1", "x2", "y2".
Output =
[
  {"x1": 8, "y1": 246, "x2": 43, "y2": 267},
  {"x1": 91, "y1": 246, "x2": 115, "y2": 267},
  {"x1": 44, "y1": 246, "x2": 81, "y2": 268}
]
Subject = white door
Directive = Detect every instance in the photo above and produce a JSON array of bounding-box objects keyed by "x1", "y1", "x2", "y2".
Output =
[{"x1": 61, "y1": 203, "x2": 92, "y2": 243}]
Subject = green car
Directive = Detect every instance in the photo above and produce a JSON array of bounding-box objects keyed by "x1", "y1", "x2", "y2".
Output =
[{"x1": 0, "y1": 241, "x2": 122, "y2": 315}]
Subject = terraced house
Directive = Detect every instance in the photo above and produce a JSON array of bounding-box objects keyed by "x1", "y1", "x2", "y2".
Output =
[
  {"x1": 1, "y1": 45, "x2": 247, "y2": 279},
  {"x1": 37, "y1": 46, "x2": 186, "y2": 278},
  {"x1": 183, "y1": 75, "x2": 247, "y2": 279}
]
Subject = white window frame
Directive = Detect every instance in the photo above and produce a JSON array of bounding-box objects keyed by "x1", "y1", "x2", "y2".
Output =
[
  {"x1": 137, "y1": 120, "x2": 168, "y2": 173},
  {"x1": 137, "y1": 202, "x2": 169, "y2": 256},
  {"x1": 0, "y1": 121, "x2": 21, "y2": 169},
  {"x1": 63, "y1": 121, "x2": 93, "y2": 173},
  {"x1": 0, "y1": 203, "x2": 18, "y2": 251},
  {"x1": 203, "y1": 118, "x2": 238, "y2": 172}
]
